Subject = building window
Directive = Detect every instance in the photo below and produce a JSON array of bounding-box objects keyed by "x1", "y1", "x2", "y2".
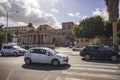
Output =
[
  {"x1": 63, "y1": 27, "x2": 65, "y2": 30},
  {"x1": 68, "y1": 25, "x2": 71, "y2": 29}
]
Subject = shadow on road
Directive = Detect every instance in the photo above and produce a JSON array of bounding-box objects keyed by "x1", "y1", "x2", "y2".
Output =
[
  {"x1": 82, "y1": 58, "x2": 120, "y2": 64},
  {"x1": 0, "y1": 55, "x2": 23, "y2": 57},
  {"x1": 22, "y1": 63, "x2": 71, "y2": 71}
]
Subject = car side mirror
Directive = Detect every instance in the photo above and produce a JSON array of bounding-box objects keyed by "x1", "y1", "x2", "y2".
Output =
[
  {"x1": 47, "y1": 52, "x2": 52, "y2": 56},
  {"x1": 12, "y1": 48, "x2": 15, "y2": 50}
]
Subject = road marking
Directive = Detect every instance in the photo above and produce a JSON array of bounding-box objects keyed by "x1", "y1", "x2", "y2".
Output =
[
  {"x1": 44, "y1": 74, "x2": 51, "y2": 80},
  {"x1": 70, "y1": 67, "x2": 120, "y2": 73},
  {"x1": 56, "y1": 76, "x2": 62, "y2": 80},
  {"x1": 62, "y1": 71, "x2": 120, "y2": 79},
  {"x1": 65, "y1": 77, "x2": 85, "y2": 80},
  {"x1": 56, "y1": 76, "x2": 85, "y2": 80},
  {"x1": 6, "y1": 70, "x2": 13, "y2": 80},
  {"x1": 71, "y1": 64, "x2": 119, "y2": 69}
]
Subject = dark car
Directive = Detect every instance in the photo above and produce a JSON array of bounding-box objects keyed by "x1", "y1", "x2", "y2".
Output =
[{"x1": 80, "y1": 46, "x2": 120, "y2": 61}]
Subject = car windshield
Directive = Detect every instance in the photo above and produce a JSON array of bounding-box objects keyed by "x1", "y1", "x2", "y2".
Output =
[
  {"x1": 45, "y1": 48, "x2": 58, "y2": 54},
  {"x1": 13, "y1": 46, "x2": 24, "y2": 49}
]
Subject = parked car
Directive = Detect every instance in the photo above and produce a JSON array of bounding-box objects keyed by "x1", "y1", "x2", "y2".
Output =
[
  {"x1": 103, "y1": 45, "x2": 112, "y2": 51},
  {"x1": 0, "y1": 43, "x2": 27, "y2": 56},
  {"x1": 68, "y1": 45, "x2": 73, "y2": 48},
  {"x1": 72, "y1": 45, "x2": 85, "y2": 51},
  {"x1": 80, "y1": 45, "x2": 120, "y2": 61},
  {"x1": 24, "y1": 47, "x2": 69, "y2": 66}
]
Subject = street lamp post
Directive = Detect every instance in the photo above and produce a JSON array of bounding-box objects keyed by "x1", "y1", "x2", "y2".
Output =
[
  {"x1": 0, "y1": 3, "x2": 18, "y2": 43},
  {"x1": 6, "y1": 10, "x2": 8, "y2": 43},
  {"x1": 0, "y1": 3, "x2": 9, "y2": 43}
]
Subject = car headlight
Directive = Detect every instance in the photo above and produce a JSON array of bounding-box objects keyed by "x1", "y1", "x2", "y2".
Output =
[
  {"x1": 58, "y1": 56, "x2": 66, "y2": 59},
  {"x1": 119, "y1": 52, "x2": 120, "y2": 55}
]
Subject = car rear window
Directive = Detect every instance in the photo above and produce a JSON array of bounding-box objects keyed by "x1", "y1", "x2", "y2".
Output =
[{"x1": 84, "y1": 46, "x2": 100, "y2": 50}]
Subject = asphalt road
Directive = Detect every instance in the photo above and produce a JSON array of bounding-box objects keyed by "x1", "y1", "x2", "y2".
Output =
[{"x1": 0, "y1": 47, "x2": 120, "y2": 80}]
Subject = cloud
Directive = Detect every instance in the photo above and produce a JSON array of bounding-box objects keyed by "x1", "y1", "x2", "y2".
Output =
[
  {"x1": 51, "y1": 9, "x2": 59, "y2": 13},
  {"x1": 0, "y1": 0, "x2": 61, "y2": 28},
  {"x1": 92, "y1": 8, "x2": 108, "y2": 19},
  {"x1": 0, "y1": 0, "x2": 8, "y2": 3},
  {"x1": 81, "y1": 16, "x2": 87, "y2": 19},
  {"x1": 51, "y1": 0, "x2": 59, "y2": 6},
  {"x1": 68, "y1": 12, "x2": 81, "y2": 18}
]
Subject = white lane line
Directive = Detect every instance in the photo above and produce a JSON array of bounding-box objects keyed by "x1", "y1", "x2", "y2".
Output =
[
  {"x1": 70, "y1": 62, "x2": 118, "y2": 66},
  {"x1": 71, "y1": 64, "x2": 119, "y2": 69},
  {"x1": 44, "y1": 74, "x2": 51, "y2": 80},
  {"x1": 56, "y1": 76, "x2": 62, "y2": 80},
  {"x1": 62, "y1": 71, "x2": 120, "y2": 79},
  {"x1": 6, "y1": 70, "x2": 13, "y2": 80},
  {"x1": 70, "y1": 67, "x2": 120, "y2": 73},
  {"x1": 65, "y1": 77, "x2": 85, "y2": 80}
]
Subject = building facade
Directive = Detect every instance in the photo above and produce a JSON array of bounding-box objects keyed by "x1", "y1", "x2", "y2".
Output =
[
  {"x1": 10, "y1": 22, "x2": 75, "y2": 48},
  {"x1": 4, "y1": 23, "x2": 34, "y2": 44}
]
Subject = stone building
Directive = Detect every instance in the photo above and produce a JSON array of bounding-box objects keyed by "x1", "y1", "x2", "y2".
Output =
[
  {"x1": 4, "y1": 23, "x2": 34, "y2": 44},
  {"x1": 19, "y1": 22, "x2": 75, "y2": 48}
]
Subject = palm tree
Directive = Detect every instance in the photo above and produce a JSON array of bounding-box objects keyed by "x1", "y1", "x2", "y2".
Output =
[
  {"x1": 0, "y1": 25, "x2": 5, "y2": 50},
  {"x1": 105, "y1": 0, "x2": 119, "y2": 51}
]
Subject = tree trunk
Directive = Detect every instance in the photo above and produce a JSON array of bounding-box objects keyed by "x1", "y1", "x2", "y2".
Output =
[
  {"x1": 113, "y1": 22, "x2": 118, "y2": 45},
  {"x1": 105, "y1": 0, "x2": 119, "y2": 51},
  {"x1": 113, "y1": 21, "x2": 119, "y2": 51}
]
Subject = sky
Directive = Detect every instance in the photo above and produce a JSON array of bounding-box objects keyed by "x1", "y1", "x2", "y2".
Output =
[{"x1": 0, "y1": 0, "x2": 119, "y2": 28}]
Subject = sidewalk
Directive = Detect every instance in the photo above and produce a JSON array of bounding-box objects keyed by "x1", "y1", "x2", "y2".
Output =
[{"x1": 54, "y1": 47, "x2": 80, "y2": 56}]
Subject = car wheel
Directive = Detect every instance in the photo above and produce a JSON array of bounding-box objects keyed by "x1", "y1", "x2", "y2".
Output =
[
  {"x1": 84, "y1": 54, "x2": 91, "y2": 60},
  {"x1": 52, "y1": 59, "x2": 60, "y2": 66},
  {"x1": 1, "y1": 52, "x2": 5, "y2": 56},
  {"x1": 111, "y1": 55, "x2": 118, "y2": 61},
  {"x1": 25, "y1": 58, "x2": 31, "y2": 64},
  {"x1": 14, "y1": 52, "x2": 18, "y2": 56}
]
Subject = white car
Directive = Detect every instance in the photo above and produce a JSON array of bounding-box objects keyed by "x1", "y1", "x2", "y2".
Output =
[
  {"x1": 0, "y1": 43, "x2": 27, "y2": 56},
  {"x1": 72, "y1": 45, "x2": 85, "y2": 51},
  {"x1": 24, "y1": 47, "x2": 69, "y2": 66}
]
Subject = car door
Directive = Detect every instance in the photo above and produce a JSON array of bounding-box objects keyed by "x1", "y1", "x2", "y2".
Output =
[
  {"x1": 89, "y1": 47, "x2": 99, "y2": 57},
  {"x1": 30, "y1": 49, "x2": 42, "y2": 63},
  {"x1": 8, "y1": 46, "x2": 14, "y2": 54},
  {"x1": 39, "y1": 49, "x2": 52, "y2": 64},
  {"x1": 98, "y1": 47, "x2": 110, "y2": 59},
  {"x1": 6, "y1": 46, "x2": 12, "y2": 54},
  {"x1": 2, "y1": 46, "x2": 8, "y2": 53}
]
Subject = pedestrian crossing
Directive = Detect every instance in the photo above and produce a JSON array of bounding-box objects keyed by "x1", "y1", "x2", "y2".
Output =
[
  {"x1": 39, "y1": 53, "x2": 120, "y2": 80},
  {"x1": 60, "y1": 60, "x2": 120, "y2": 80},
  {"x1": 43, "y1": 61, "x2": 120, "y2": 80},
  {"x1": 52, "y1": 57, "x2": 120, "y2": 80}
]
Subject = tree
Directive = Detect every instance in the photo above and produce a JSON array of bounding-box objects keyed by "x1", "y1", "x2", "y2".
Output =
[
  {"x1": 105, "y1": 0, "x2": 119, "y2": 51},
  {"x1": 73, "y1": 16, "x2": 104, "y2": 39},
  {"x1": 0, "y1": 25, "x2": 5, "y2": 50},
  {"x1": 0, "y1": 25, "x2": 12, "y2": 49},
  {"x1": 7, "y1": 32, "x2": 13, "y2": 42},
  {"x1": 103, "y1": 20, "x2": 112, "y2": 37},
  {"x1": 117, "y1": 19, "x2": 120, "y2": 43},
  {"x1": 72, "y1": 25, "x2": 82, "y2": 38}
]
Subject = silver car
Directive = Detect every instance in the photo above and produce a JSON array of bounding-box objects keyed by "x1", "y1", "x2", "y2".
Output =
[{"x1": 72, "y1": 45, "x2": 85, "y2": 51}]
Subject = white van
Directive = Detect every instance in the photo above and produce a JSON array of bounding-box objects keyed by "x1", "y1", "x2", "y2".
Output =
[{"x1": 0, "y1": 43, "x2": 27, "y2": 56}]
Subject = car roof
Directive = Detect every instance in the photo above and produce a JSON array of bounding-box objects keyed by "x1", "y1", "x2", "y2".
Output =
[
  {"x1": 87, "y1": 45, "x2": 101, "y2": 47},
  {"x1": 86, "y1": 45, "x2": 101, "y2": 48},
  {"x1": 3, "y1": 43, "x2": 17, "y2": 46},
  {"x1": 29, "y1": 47, "x2": 51, "y2": 50}
]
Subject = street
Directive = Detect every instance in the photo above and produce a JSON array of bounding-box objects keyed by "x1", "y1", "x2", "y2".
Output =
[{"x1": 0, "y1": 47, "x2": 120, "y2": 80}]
